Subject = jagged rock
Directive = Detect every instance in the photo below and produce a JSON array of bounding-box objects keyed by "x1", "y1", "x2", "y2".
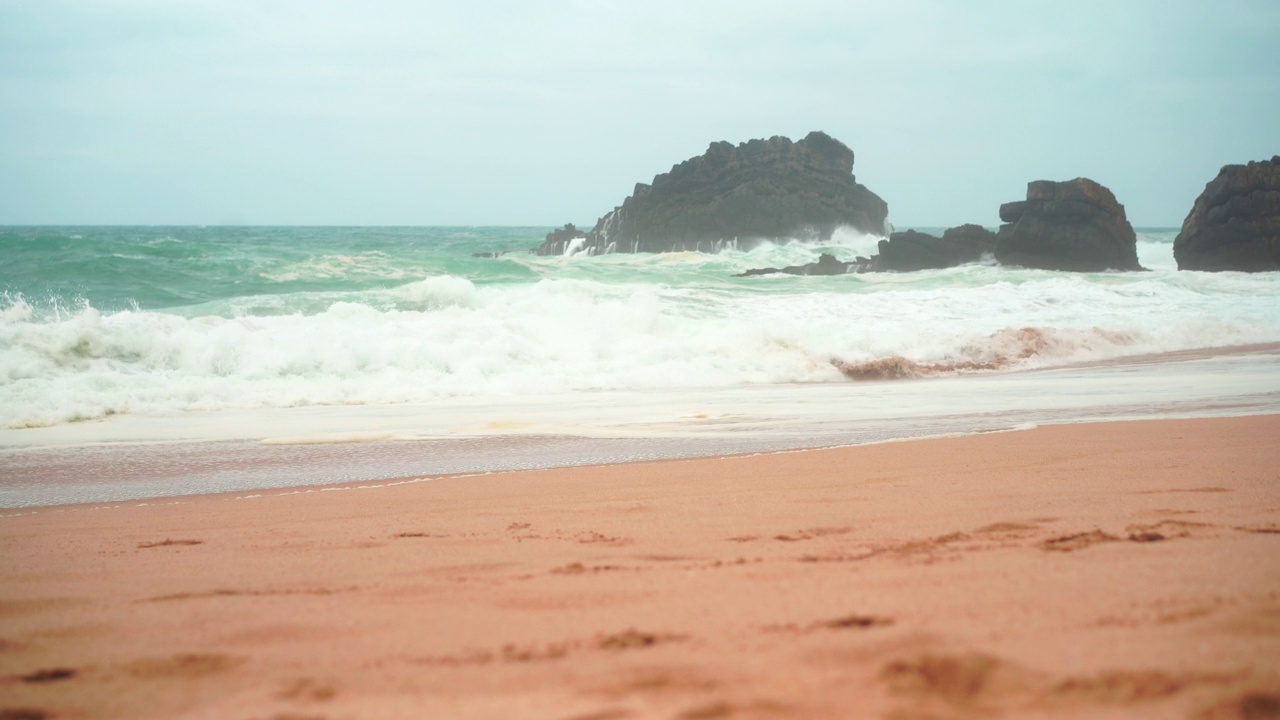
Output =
[
  {"x1": 872, "y1": 224, "x2": 997, "y2": 271},
  {"x1": 540, "y1": 223, "x2": 586, "y2": 252},
  {"x1": 735, "y1": 253, "x2": 852, "y2": 277},
  {"x1": 995, "y1": 178, "x2": 1142, "y2": 272},
  {"x1": 735, "y1": 224, "x2": 996, "y2": 277},
  {"x1": 1173, "y1": 156, "x2": 1280, "y2": 272},
  {"x1": 534, "y1": 132, "x2": 888, "y2": 256}
]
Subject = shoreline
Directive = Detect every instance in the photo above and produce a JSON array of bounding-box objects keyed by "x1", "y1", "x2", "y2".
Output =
[
  {"x1": 2, "y1": 415, "x2": 1277, "y2": 719},
  {"x1": 4, "y1": 343, "x2": 1279, "y2": 509},
  {"x1": 4, "y1": 406, "x2": 1277, "y2": 512}
]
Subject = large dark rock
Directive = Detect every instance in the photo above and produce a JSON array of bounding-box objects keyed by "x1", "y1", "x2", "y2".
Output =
[
  {"x1": 872, "y1": 224, "x2": 997, "y2": 271},
  {"x1": 535, "y1": 132, "x2": 888, "y2": 255},
  {"x1": 1173, "y1": 156, "x2": 1280, "y2": 272},
  {"x1": 995, "y1": 178, "x2": 1142, "y2": 271}
]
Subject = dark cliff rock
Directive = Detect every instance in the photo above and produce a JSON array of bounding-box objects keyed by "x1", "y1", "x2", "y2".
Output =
[
  {"x1": 535, "y1": 132, "x2": 888, "y2": 256},
  {"x1": 872, "y1": 224, "x2": 996, "y2": 271},
  {"x1": 1173, "y1": 156, "x2": 1280, "y2": 272},
  {"x1": 995, "y1": 178, "x2": 1142, "y2": 272}
]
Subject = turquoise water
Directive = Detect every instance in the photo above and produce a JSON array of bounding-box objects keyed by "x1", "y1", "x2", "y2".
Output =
[
  {"x1": 1, "y1": 225, "x2": 1230, "y2": 315},
  {"x1": 0, "y1": 226, "x2": 543, "y2": 315}
]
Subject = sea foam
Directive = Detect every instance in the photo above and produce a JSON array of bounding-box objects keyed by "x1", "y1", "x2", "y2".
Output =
[
  {"x1": 2, "y1": 228, "x2": 1280, "y2": 430},
  {"x1": 3, "y1": 254, "x2": 1279, "y2": 430}
]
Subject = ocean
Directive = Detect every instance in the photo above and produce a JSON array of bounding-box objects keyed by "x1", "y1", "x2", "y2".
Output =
[{"x1": 3, "y1": 225, "x2": 1279, "y2": 508}]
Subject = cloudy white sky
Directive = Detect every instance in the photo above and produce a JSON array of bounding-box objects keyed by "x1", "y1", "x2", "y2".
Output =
[{"x1": 1, "y1": 1, "x2": 1277, "y2": 227}]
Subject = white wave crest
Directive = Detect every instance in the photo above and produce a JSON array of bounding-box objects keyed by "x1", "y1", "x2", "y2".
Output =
[
  {"x1": 2, "y1": 268, "x2": 1278, "y2": 429},
  {"x1": 393, "y1": 275, "x2": 480, "y2": 310}
]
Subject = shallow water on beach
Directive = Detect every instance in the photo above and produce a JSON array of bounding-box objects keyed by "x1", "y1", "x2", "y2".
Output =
[{"x1": 3, "y1": 347, "x2": 1277, "y2": 508}]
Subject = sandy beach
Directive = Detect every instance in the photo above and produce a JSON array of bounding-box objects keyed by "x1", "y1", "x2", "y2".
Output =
[{"x1": 2, "y1": 415, "x2": 1278, "y2": 719}]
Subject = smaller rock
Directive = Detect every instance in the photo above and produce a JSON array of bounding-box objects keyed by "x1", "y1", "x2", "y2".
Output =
[
  {"x1": 536, "y1": 223, "x2": 587, "y2": 255},
  {"x1": 995, "y1": 178, "x2": 1142, "y2": 272},
  {"x1": 873, "y1": 224, "x2": 996, "y2": 271},
  {"x1": 736, "y1": 253, "x2": 852, "y2": 277}
]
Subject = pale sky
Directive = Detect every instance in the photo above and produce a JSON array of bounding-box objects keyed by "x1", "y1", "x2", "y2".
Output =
[{"x1": 1, "y1": 1, "x2": 1277, "y2": 227}]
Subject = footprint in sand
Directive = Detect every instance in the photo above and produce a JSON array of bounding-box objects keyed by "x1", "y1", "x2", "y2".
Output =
[
  {"x1": 1125, "y1": 519, "x2": 1213, "y2": 543},
  {"x1": 1234, "y1": 524, "x2": 1280, "y2": 535},
  {"x1": 1050, "y1": 669, "x2": 1237, "y2": 705},
  {"x1": 136, "y1": 539, "x2": 203, "y2": 549},
  {"x1": 17, "y1": 668, "x2": 76, "y2": 684},
  {"x1": 142, "y1": 586, "x2": 356, "y2": 603},
  {"x1": 1196, "y1": 690, "x2": 1280, "y2": 720},
  {"x1": 766, "y1": 614, "x2": 893, "y2": 634},
  {"x1": 277, "y1": 676, "x2": 337, "y2": 702},
  {"x1": 974, "y1": 522, "x2": 1039, "y2": 534},
  {"x1": 881, "y1": 650, "x2": 1247, "y2": 716},
  {"x1": 880, "y1": 652, "x2": 1024, "y2": 705},
  {"x1": 125, "y1": 653, "x2": 242, "y2": 679},
  {"x1": 772, "y1": 527, "x2": 853, "y2": 542},
  {"x1": 411, "y1": 629, "x2": 686, "y2": 667},
  {"x1": 1039, "y1": 531, "x2": 1121, "y2": 552},
  {"x1": 550, "y1": 563, "x2": 628, "y2": 575},
  {"x1": 675, "y1": 700, "x2": 792, "y2": 719},
  {"x1": 1138, "y1": 486, "x2": 1232, "y2": 494},
  {"x1": 504, "y1": 523, "x2": 631, "y2": 545},
  {"x1": 576, "y1": 531, "x2": 630, "y2": 545},
  {"x1": 796, "y1": 531, "x2": 972, "y2": 564},
  {"x1": 0, "y1": 709, "x2": 52, "y2": 720},
  {"x1": 592, "y1": 668, "x2": 720, "y2": 699},
  {"x1": 596, "y1": 629, "x2": 686, "y2": 651},
  {"x1": 558, "y1": 710, "x2": 634, "y2": 720}
]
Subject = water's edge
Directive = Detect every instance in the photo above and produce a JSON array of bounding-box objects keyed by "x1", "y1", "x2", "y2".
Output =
[{"x1": 5, "y1": 347, "x2": 1278, "y2": 509}]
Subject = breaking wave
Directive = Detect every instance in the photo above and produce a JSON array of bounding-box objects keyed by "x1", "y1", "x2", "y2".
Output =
[
  {"x1": 3, "y1": 227, "x2": 1280, "y2": 429},
  {"x1": 3, "y1": 259, "x2": 1279, "y2": 429}
]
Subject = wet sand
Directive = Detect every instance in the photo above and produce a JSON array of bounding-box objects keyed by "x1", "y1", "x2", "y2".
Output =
[{"x1": 1, "y1": 415, "x2": 1278, "y2": 719}]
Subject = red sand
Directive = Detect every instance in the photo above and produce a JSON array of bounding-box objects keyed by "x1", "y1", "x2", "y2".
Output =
[{"x1": 2, "y1": 416, "x2": 1279, "y2": 719}]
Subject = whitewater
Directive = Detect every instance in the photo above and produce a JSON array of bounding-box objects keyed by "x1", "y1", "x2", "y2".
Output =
[{"x1": 3, "y1": 225, "x2": 1279, "y2": 507}]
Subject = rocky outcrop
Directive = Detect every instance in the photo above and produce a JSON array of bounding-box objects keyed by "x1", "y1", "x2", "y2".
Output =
[
  {"x1": 534, "y1": 132, "x2": 888, "y2": 255},
  {"x1": 734, "y1": 224, "x2": 996, "y2": 277},
  {"x1": 735, "y1": 253, "x2": 852, "y2": 277},
  {"x1": 1173, "y1": 157, "x2": 1280, "y2": 272},
  {"x1": 542, "y1": 223, "x2": 585, "y2": 250},
  {"x1": 872, "y1": 224, "x2": 997, "y2": 271},
  {"x1": 737, "y1": 224, "x2": 993, "y2": 278},
  {"x1": 995, "y1": 179, "x2": 1142, "y2": 272}
]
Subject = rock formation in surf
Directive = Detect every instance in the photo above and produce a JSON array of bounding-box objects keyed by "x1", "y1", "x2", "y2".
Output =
[
  {"x1": 735, "y1": 253, "x2": 852, "y2": 277},
  {"x1": 534, "y1": 131, "x2": 889, "y2": 256},
  {"x1": 995, "y1": 178, "x2": 1142, "y2": 272},
  {"x1": 870, "y1": 224, "x2": 997, "y2": 271},
  {"x1": 542, "y1": 223, "x2": 586, "y2": 251},
  {"x1": 734, "y1": 224, "x2": 995, "y2": 277},
  {"x1": 1173, "y1": 156, "x2": 1280, "y2": 272}
]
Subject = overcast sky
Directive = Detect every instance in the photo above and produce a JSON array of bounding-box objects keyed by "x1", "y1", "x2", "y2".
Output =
[{"x1": 1, "y1": 1, "x2": 1277, "y2": 227}]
